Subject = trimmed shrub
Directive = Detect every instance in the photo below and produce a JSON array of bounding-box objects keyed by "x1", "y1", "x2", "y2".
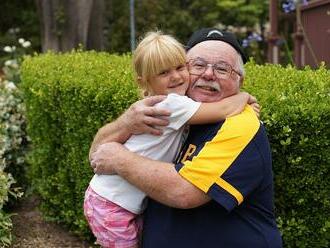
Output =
[
  {"x1": 21, "y1": 52, "x2": 329, "y2": 247},
  {"x1": 21, "y1": 51, "x2": 140, "y2": 235},
  {"x1": 244, "y1": 61, "x2": 329, "y2": 248}
]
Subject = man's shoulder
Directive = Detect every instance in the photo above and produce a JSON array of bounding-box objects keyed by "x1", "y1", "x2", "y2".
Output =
[
  {"x1": 226, "y1": 105, "x2": 260, "y2": 129},
  {"x1": 187, "y1": 106, "x2": 263, "y2": 147},
  {"x1": 212, "y1": 105, "x2": 261, "y2": 141}
]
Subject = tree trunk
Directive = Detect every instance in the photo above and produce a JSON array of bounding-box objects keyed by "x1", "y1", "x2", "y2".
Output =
[{"x1": 35, "y1": 0, "x2": 104, "y2": 52}]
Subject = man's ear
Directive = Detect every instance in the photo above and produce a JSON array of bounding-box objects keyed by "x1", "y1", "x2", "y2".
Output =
[{"x1": 239, "y1": 75, "x2": 244, "y2": 88}]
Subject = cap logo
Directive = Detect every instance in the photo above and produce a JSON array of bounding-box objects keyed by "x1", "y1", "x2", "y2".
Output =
[{"x1": 207, "y1": 30, "x2": 223, "y2": 37}]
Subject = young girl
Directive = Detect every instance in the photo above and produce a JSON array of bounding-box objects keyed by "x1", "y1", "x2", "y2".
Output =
[{"x1": 84, "y1": 31, "x2": 257, "y2": 248}]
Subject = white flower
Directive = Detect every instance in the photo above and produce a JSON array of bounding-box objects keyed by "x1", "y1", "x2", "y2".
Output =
[
  {"x1": 3, "y1": 46, "x2": 12, "y2": 53},
  {"x1": 4, "y1": 60, "x2": 13, "y2": 67},
  {"x1": 4, "y1": 59, "x2": 18, "y2": 68},
  {"x1": 5, "y1": 82, "x2": 17, "y2": 90},
  {"x1": 9, "y1": 27, "x2": 20, "y2": 34},
  {"x1": 11, "y1": 46, "x2": 16, "y2": 51},
  {"x1": 11, "y1": 62, "x2": 19, "y2": 69},
  {"x1": 18, "y1": 38, "x2": 25, "y2": 44},
  {"x1": 22, "y1": 41, "x2": 31, "y2": 48}
]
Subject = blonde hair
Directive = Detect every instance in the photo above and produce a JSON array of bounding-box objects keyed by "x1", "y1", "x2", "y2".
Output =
[{"x1": 133, "y1": 31, "x2": 186, "y2": 91}]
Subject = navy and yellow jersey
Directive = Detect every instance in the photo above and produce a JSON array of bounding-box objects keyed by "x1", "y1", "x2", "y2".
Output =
[{"x1": 142, "y1": 106, "x2": 282, "y2": 248}]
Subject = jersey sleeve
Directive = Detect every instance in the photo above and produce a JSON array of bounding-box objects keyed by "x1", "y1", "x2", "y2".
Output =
[
  {"x1": 156, "y1": 93, "x2": 201, "y2": 130},
  {"x1": 176, "y1": 106, "x2": 265, "y2": 212}
]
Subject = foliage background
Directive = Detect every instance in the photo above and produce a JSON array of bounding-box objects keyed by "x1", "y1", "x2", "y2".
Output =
[
  {"x1": 107, "y1": 0, "x2": 268, "y2": 62},
  {"x1": 21, "y1": 52, "x2": 330, "y2": 247},
  {"x1": 0, "y1": 0, "x2": 268, "y2": 246},
  {"x1": 1, "y1": 0, "x2": 328, "y2": 247},
  {"x1": 1, "y1": 0, "x2": 269, "y2": 62}
]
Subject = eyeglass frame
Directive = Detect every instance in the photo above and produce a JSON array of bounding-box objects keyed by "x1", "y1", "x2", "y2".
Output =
[{"x1": 187, "y1": 58, "x2": 242, "y2": 79}]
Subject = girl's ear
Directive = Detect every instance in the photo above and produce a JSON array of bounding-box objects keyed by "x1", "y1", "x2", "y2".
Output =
[
  {"x1": 143, "y1": 90, "x2": 150, "y2": 97},
  {"x1": 137, "y1": 76, "x2": 151, "y2": 97}
]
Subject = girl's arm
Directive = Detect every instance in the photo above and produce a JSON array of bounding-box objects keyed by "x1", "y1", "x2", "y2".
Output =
[
  {"x1": 188, "y1": 92, "x2": 259, "y2": 124},
  {"x1": 89, "y1": 95, "x2": 170, "y2": 159}
]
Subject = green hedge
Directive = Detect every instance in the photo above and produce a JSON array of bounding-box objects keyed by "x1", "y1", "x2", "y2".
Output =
[
  {"x1": 21, "y1": 51, "x2": 140, "y2": 236},
  {"x1": 21, "y1": 52, "x2": 329, "y2": 247},
  {"x1": 244, "y1": 62, "x2": 330, "y2": 247}
]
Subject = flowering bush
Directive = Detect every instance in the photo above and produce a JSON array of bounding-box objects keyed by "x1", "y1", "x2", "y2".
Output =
[
  {"x1": 0, "y1": 34, "x2": 31, "y2": 185},
  {"x1": 0, "y1": 77, "x2": 27, "y2": 247},
  {"x1": 0, "y1": 34, "x2": 31, "y2": 247},
  {"x1": 0, "y1": 167, "x2": 19, "y2": 247},
  {"x1": 0, "y1": 77, "x2": 29, "y2": 188},
  {"x1": 2, "y1": 37, "x2": 32, "y2": 84},
  {"x1": 242, "y1": 32, "x2": 265, "y2": 64},
  {"x1": 282, "y1": 0, "x2": 309, "y2": 13},
  {"x1": 242, "y1": 32, "x2": 263, "y2": 48}
]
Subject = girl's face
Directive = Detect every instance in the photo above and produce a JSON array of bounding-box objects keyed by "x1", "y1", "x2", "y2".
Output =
[{"x1": 147, "y1": 64, "x2": 190, "y2": 96}]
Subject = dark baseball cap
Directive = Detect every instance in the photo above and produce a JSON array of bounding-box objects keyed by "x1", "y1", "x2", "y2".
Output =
[{"x1": 186, "y1": 27, "x2": 248, "y2": 63}]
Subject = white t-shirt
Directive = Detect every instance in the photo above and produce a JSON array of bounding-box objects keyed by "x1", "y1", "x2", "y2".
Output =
[{"x1": 89, "y1": 93, "x2": 201, "y2": 214}]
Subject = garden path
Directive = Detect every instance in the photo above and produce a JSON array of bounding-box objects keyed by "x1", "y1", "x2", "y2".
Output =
[{"x1": 10, "y1": 195, "x2": 96, "y2": 248}]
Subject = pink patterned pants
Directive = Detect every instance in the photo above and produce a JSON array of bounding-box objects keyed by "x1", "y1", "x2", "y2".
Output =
[{"x1": 84, "y1": 186, "x2": 142, "y2": 248}]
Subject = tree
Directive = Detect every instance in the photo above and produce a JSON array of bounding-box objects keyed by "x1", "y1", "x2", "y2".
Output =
[
  {"x1": 35, "y1": 0, "x2": 105, "y2": 52},
  {"x1": 215, "y1": 0, "x2": 268, "y2": 28},
  {"x1": 105, "y1": 0, "x2": 219, "y2": 53},
  {"x1": 215, "y1": 0, "x2": 269, "y2": 63},
  {"x1": 105, "y1": 0, "x2": 268, "y2": 61}
]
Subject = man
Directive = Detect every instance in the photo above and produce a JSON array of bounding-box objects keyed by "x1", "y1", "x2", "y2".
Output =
[{"x1": 90, "y1": 28, "x2": 282, "y2": 248}]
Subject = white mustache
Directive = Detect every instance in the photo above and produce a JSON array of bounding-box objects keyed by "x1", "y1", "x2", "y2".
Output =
[{"x1": 193, "y1": 80, "x2": 221, "y2": 92}]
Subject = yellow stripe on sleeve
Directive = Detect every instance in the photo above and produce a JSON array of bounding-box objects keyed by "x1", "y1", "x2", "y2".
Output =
[
  {"x1": 179, "y1": 105, "x2": 260, "y2": 199},
  {"x1": 216, "y1": 177, "x2": 244, "y2": 205}
]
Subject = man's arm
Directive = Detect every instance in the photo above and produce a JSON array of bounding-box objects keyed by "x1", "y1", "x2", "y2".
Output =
[
  {"x1": 89, "y1": 95, "x2": 171, "y2": 159},
  {"x1": 91, "y1": 142, "x2": 210, "y2": 209},
  {"x1": 89, "y1": 119, "x2": 129, "y2": 160}
]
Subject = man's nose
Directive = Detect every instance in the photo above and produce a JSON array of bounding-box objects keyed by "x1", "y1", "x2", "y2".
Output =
[{"x1": 202, "y1": 65, "x2": 216, "y2": 80}]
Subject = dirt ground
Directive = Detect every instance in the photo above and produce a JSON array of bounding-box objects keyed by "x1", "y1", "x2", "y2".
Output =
[{"x1": 10, "y1": 195, "x2": 97, "y2": 248}]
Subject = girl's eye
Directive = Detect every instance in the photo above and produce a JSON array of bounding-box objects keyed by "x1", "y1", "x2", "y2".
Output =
[
  {"x1": 159, "y1": 70, "x2": 169, "y2": 76},
  {"x1": 176, "y1": 64, "x2": 186, "y2": 70}
]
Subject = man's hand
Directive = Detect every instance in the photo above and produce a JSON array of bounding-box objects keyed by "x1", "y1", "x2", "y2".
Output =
[
  {"x1": 120, "y1": 95, "x2": 171, "y2": 136},
  {"x1": 90, "y1": 142, "x2": 127, "y2": 174},
  {"x1": 90, "y1": 143, "x2": 210, "y2": 209}
]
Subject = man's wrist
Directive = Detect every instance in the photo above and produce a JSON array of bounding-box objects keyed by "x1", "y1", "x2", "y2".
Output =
[
  {"x1": 112, "y1": 116, "x2": 131, "y2": 142},
  {"x1": 117, "y1": 113, "x2": 132, "y2": 135},
  {"x1": 110, "y1": 145, "x2": 131, "y2": 175}
]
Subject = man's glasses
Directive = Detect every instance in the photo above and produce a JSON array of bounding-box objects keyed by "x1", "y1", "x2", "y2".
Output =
[{"x1": 187, "y1": 58, "x2": 242, "y2": 80}]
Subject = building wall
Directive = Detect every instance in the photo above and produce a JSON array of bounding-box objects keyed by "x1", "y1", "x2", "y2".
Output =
[{"x1": 300, "y1": 0, "x2": 330, "y2": 68}]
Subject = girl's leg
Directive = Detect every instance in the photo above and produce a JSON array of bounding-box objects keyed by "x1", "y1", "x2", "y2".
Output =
[{"x1": 83, "y1": 186, "x2": 142, "y2": 248}]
